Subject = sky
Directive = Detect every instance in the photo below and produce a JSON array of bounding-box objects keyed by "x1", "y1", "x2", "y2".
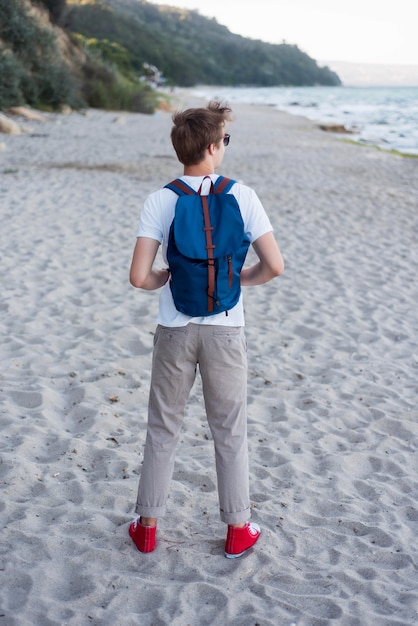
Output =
[{"x1": 150, "y1": 0, "x2": 418, "y2": 67}]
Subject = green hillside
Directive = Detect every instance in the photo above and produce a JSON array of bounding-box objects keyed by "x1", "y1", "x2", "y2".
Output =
[
  {"x1": 0, "y1": 0, "x2": 341, "y2": 113},
  {"x1": 63, "y1": 0, "x2": 341, "y2": 87}
]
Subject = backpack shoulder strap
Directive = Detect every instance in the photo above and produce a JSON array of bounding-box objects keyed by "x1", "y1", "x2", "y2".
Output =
[
  {"x1": 164, "y1": 179, "x2": 196, "y2": 196},
  {"x1": 165, "y1": 177, "x2": 236, "y2": 196},
  {"x1": 213, "y1": 176, "x2": 236, "y2": 194}
]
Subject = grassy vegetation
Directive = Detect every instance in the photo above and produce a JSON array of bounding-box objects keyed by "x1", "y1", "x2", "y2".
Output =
[
  {"x1": 0, "y1": 0, "x2": 163, "y2": 112},
  {"x1": 341, "y1": 138, "x2": 418, "y2": 159},
  {"x1": 73, "y1": 34, "x2": 160, "y2": 113}
]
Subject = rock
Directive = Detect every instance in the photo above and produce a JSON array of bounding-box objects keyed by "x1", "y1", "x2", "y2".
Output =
[
  {"x1": 0, "y1": 113, "x2": 21, "y2": 135},
  {"x1": 8, "y1": 106, "x2": 47, "y2": 122},
  {"x1": 319, "y1": 123, "x2": 354, "y2": 134},
  {"x1": 59, "y1": 104, "x2": 72, "y2": 115}
]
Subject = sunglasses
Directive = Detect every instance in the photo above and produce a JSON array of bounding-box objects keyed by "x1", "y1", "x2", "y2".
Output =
[{"x1": 223, "y1": 134, "x2": 231, "y2": 147}]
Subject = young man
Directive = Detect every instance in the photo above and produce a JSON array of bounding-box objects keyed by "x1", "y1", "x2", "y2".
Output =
[{"x1": 129, "y1": 100, "x2": 284, "y2": 558}]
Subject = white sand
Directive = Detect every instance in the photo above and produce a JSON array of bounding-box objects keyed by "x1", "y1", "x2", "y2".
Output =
[{"x1": 1, "y1": 93, "x2": 418, "y2": 625}]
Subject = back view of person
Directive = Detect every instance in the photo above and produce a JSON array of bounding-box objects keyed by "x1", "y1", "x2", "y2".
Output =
[{"x1": 129, "y1": 100, "x2": 284, "y2": 558}]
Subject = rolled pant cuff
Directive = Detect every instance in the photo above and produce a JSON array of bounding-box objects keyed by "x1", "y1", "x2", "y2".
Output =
[
  {"x1": 135, "y1": 504, "x2": 166, "y2": 518},
  {"x1": 220, "y1": 506, "x2": 251, "y2": 525}
]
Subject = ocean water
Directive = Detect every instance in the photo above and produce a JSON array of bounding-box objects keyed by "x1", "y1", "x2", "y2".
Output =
[{"x1": 191, "y1": 85, "x2": 418, "y2": 155}]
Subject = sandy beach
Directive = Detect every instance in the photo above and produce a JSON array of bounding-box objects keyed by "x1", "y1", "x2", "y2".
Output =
[{"x1": 1, "y1": 91, "x2": 418, "y2": 625}]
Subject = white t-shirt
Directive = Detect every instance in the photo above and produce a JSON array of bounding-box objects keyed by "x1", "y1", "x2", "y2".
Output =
[{"x1": 136, "y1": 174, "x2": 273, "y2": 327}]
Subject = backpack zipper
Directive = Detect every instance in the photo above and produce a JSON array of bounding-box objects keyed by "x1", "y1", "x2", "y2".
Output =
[{"x1": 227, "y1": 255, "x2": 233, "y2": 288}]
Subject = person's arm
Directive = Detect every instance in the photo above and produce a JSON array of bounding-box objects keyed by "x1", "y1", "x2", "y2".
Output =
[
  {"x1": 129, "y1": 237, "x2": 169, "y2": 290},
  {"x1": 240, "y1": 231, "x2": 284, "y2": 287}
]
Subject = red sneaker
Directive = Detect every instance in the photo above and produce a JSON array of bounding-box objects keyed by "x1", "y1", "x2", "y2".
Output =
[
  {"x1": 129, "y1": 518, "x2": 156, "y2": 553},
  {"x1": 224, "y1": 522, "x2": 261, "y2": 559}
]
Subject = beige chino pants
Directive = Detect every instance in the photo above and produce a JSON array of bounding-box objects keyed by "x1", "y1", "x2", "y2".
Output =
[{"x1": 135, "y1": 323, "x2": 251, "y2": 525}]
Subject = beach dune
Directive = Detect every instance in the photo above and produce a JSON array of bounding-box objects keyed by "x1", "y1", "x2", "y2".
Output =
[{"x1": 1, "y1": 94, "x2": 417, "y2": 625}]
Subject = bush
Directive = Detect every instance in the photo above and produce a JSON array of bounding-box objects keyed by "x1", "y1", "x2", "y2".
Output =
[
  {"x1": 0, "y1": 48, "x2": 24, "y2": 108},
  {"x1": 0, "y1": 0, "x2": 81, "y2": 109},
  {"x1": 74, "y1": 35, "x2": 135, "y2": 78},
  {"x1": 80, "y1": 56, "x2": 158, "y2": 113},
  {"x1": 0, "y1": 1, "x2": 161, "y2": 113},
  {"x1": 36, "y1": 61, "x2": 82, "y2": 108}
]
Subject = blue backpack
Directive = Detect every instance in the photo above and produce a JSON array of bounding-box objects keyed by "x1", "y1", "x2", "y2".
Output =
[{"x1": 165, "y1": 176, "x2": 250, "y2": 316}]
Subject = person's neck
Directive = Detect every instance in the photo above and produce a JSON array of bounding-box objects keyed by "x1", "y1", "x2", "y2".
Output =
[{"x1": 183, "y1": 164, "x2": 215, "y2": 177}]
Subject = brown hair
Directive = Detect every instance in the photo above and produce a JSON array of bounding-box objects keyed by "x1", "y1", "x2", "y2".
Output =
[{"x1": 171, "y1": 100, "x2": 232, "y2": 166}]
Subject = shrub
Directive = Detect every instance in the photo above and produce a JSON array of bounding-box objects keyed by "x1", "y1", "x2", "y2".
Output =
[
  {"x1": 0, "y1": 48, "x2": 24, "y2": 108},
  {"x1": 80, "y1": 56, "x2": 158, "y2": 113},
  {"x1": 0, "y1": 0, "x2": 80, "y2": 109},
  {"x1": 0, "y1": 1, "x2": 161, "y2": 113},
  {"x1": 74, "y1": 35, "x2": 135, "y2": 78}
]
